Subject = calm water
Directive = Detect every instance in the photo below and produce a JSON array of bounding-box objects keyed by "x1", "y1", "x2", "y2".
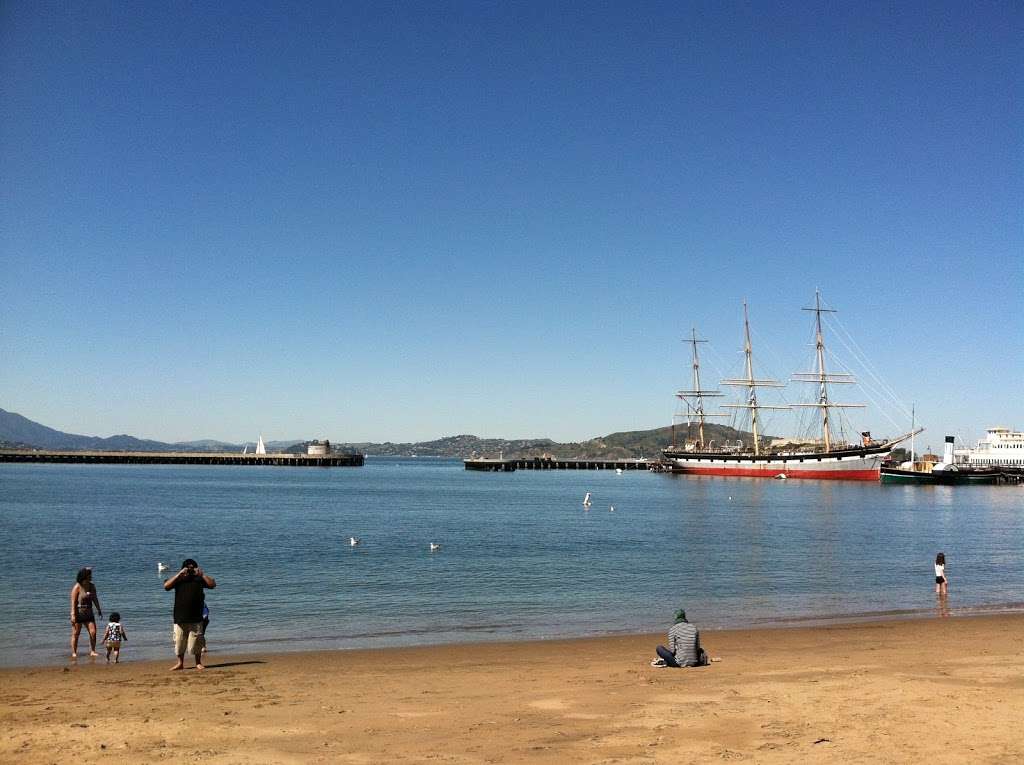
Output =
[{"x1": 0, "y1": 458, "x2": 1022, "y2": 666}]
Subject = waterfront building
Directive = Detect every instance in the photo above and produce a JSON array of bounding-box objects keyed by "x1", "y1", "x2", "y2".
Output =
[{"x1": 307, "y1": 440, "x2": 331, "y2": 456}]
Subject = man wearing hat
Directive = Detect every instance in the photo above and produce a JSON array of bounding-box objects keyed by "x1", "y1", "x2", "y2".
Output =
[{"x1": 652, "y1": 608, "x2": 709, "y2": 668}]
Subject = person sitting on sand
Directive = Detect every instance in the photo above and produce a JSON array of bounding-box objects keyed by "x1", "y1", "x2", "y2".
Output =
[
  {"x1": 102, "y1": 612, "x2": 127, "y2": 663},
  {"x1": 163, "y1": 558, "x2": 216, "y2": 671},
  {"x1": 652, "y1": 608, "x2": 709, "y2": 668},
  {"x1": 70, "y1": 567, "x2": 103, "y2": 658}
]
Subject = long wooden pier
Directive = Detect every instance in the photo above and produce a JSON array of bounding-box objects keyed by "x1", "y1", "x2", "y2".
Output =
[
  {"x1": 464, "y1": 457, "x2": 651, "y2": 472},
  {"x1": 0, "y1": 450, "x2": 364, "y2": 467}
]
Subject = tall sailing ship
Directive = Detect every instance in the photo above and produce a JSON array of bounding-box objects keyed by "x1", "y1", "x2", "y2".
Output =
[{"x1": 663, "y1": 293, "x2": 916, "y2": 481}]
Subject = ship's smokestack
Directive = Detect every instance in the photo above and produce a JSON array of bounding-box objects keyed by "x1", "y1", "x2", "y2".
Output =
[{"x1": 943, "y1": 436, "x2": 955, "y2": 465}]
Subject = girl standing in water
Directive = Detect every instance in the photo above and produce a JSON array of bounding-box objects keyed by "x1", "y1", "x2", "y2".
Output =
[{"x1": 934, "y1": 552, "x2": 948, "y2": 595}]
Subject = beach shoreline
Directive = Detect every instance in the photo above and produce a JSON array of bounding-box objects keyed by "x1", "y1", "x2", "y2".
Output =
[
  {"x1": 9, "y1": 597, "x2": 1023, "y2": 670},
  {"x1": 4, "y1": 613, "x2": 1023, "y2": 763}
]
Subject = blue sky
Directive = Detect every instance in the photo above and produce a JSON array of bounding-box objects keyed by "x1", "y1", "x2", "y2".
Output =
[{"x1": 1, "y1": 1, "x2": 1021, "y2": 446}]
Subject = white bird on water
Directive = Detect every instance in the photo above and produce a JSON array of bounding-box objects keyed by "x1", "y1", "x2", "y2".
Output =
[
  {"x1": 429, "y1": 543, "x2": 441, "y2": 552},
  {"x1": 349, "y1": 536, "x2": 360, "y2": 547},
  {"x1": 609, "y1": 505, "x2": 615, "y2": 512},
  {"x1": 157, "y1": 562, "x2": 168, "y2": 573}
]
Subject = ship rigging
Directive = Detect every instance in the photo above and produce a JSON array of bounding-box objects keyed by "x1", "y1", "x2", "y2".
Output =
[{"x1": 664, "y1": 292, "x2": 918, "y2": 481}]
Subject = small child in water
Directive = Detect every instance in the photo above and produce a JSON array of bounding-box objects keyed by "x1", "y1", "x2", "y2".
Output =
[
  {"x1": 934, "y1": 552, "x2": 948, "y2": 595},
  {"x1": 102, "y1": 612, "x2": 128, "y2": 663}
]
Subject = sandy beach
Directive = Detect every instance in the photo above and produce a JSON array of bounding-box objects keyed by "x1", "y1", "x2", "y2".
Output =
[{"x1": 2, "y1": 614, "x2": 1022, "y2": 763}]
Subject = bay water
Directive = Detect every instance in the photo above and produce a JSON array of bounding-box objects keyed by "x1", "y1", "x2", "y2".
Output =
[{"x1": 1, "y1": 458, "x2": 1021, "y2": 666}]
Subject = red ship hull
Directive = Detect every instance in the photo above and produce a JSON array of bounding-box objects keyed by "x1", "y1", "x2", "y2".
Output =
[{"x1": 676, "y1": 465, "x2": 879, "y2": 480}]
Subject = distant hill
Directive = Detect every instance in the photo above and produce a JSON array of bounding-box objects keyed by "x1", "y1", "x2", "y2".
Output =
[
  {"x1": 332, "y1": 422, "x2": 763, "y2": 459},
  {"x1": 175, "y1": 439, "x2": 240, "y2": 450},
  {"x1": 0, "y1": 408, "x2": 181, "y2": 451},
  {"x1": 0, "y1": 407, "x2": 762, "y2": 459},
  {"x1": 336, "y1": 434, "x2": 559, "y2": 459},
  {"x1": 0, "y1": 409, "x2": 315, "y2": 453}
]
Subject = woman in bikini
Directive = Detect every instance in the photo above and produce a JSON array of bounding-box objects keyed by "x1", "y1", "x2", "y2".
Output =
[{"x1": 70, "y1": 567, "x2": 103, "y2": 658}]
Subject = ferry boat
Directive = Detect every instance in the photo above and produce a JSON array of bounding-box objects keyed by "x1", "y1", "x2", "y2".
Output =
[
  {"x1": 663, "y1": 293, "x2": 916, "y2": 481},
  {"x1": 955, "y1": 427, "x2": 1024, "y2": 469}
]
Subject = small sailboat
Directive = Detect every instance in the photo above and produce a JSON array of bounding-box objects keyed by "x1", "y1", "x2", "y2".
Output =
[
  {"x1": 242, "y1": 444, "x2": 248, "y2": 454},
  {"x1": 256, "y1": 435, "x2": 267, "y2": 455},
  {"x1": 582, "y1": 492, "x2": 592, "y2": 507}
]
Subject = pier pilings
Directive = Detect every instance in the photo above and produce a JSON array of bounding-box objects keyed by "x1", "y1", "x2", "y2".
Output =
[
  {"x1": 464, "y1": 457, "x2": 650, "y2": 472},
  {"x1": 0, "y1": 450, "x2": 365, "y2": 467}
]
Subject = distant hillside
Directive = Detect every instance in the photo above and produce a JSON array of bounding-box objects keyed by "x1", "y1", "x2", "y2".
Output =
[
  {"x1": 0, "y1": 408, "x2": 762, "y2": 459},
  {"x1": 0, "y1": 409, "x2": 313, "y2": 453},
  {"x1": 337, "y1": 434, "x2": 559, "y2": 459},
  {"x1": 0, "y1": 408, "x2": 180, "y2": 452},
  {"x1": 334, "y1": 422, "x2": 764, "y2": 459}
]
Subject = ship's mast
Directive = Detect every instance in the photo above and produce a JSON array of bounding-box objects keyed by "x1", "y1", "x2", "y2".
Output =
[
  {"x1": 675, "y1": 328, "x2": 725, "y2": 449},
  {"x1": 792, "y1": 291, "x2": 864, "y2": 452},
  {"x1": 910, "y1": 404, "x2": 915, "y2": 464},
  {"x1": 742, "y1": 305, "x2": 762, "y2": 449},
  {"x1": 692, "y1": 329, "x2": 709, "y2": 447},
  {"x1": 721, "y1": 303, "x2": 786, "y2": 456},
  {"x1": 812, "y1": 291, "x2": 834, "y2": 450}
]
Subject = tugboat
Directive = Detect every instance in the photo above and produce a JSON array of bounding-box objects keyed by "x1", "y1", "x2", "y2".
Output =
[
  {"x1": 881, "y1": 437, "x2": 1008, "y2": 485},
  {"x1": 663, "y1": 292, "x2": 917, "y2": 481}
]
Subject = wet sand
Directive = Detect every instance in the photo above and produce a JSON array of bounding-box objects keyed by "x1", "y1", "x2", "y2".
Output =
[{"x1": 3, "y1": 614, "x2": 1023, "y2": 763}]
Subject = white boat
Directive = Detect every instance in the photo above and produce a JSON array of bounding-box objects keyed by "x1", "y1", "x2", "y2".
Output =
[
  {"x1": 663, "y1": 293, "x2": 916, "y2": 481},
  {"x1": 955, "y1": 428, "x2": 1024, "y2": 468}
]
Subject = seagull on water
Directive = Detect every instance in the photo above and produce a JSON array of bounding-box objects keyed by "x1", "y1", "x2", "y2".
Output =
[
  {"x1": 429, "y1": 543, "x2": 441, "y2": 552},
  {"x1": 157, "y1": 562, "x2": 168, "y2": 573},
  {"x1": 349, "y1": 536, "x2": 360, "y2": 547}
]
